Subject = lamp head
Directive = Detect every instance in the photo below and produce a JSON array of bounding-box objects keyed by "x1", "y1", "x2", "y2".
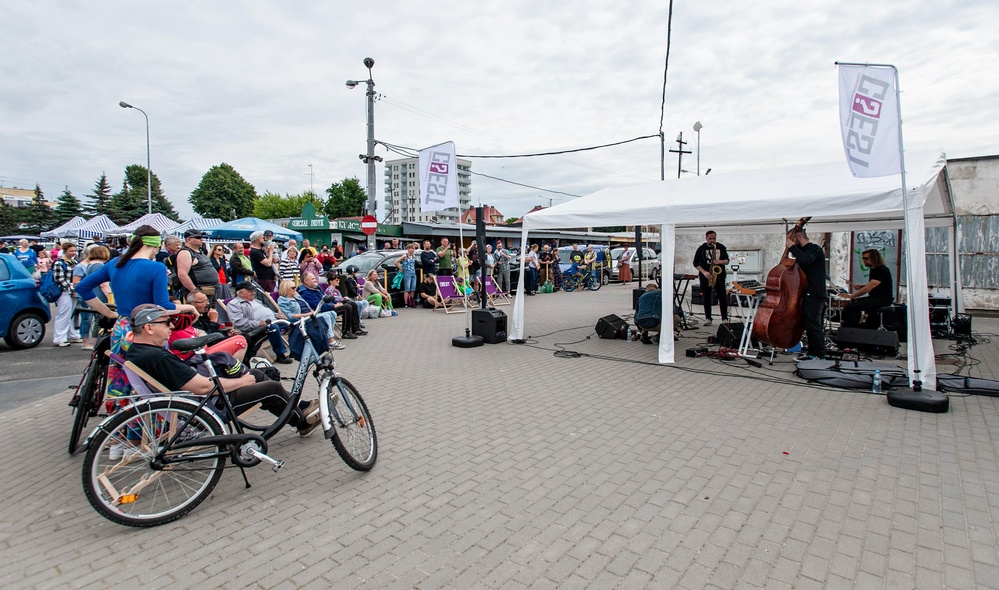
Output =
[
  {"x1": 345, "y1": 80, "x2": 358, "y2": 89},
  {"x1": 363, "y1": 57, "x2": 375, "y2": 69},
  {"x1": 119, "y1": 101, "x2": 133, "y2": 109},
  {"x1": 693, "y1": 121, "x2": 702, "y2": 132}
]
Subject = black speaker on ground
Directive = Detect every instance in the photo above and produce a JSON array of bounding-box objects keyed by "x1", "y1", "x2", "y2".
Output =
[
  {"x1": 595, "y1": 314, "x2": 628, "y2": 340},
  {"x1": 715, "y1": 322, "x2": 751, "y2": 348},
  {"x1": 472, "y1": 308, "x2": 507, "y2": 344},
  {"x1": 835, "y1": 326, "x2": 899, "y2": 356},
  {"x1": 633, "y1": 288, "x2": 645, "y2": 311},
  {"x1": 691, "y1": 285, "x2": 713, "y2": 306},
  {"x1": 879, "y1": 303, "x2": 907, "y2": 341},
  {"x1": 952, "y1": 313, "x2": 972, "y2": 338}
]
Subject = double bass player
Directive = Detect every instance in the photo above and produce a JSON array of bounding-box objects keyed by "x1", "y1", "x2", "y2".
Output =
[
  {"x1": 786, "y1": 227, "x2": 827, "y2": 360},
  {"x1": 693, "y1": 230, "x2": 729, "y2": 326}
]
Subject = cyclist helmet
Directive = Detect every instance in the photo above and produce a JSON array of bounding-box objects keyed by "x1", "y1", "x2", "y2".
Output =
[
  {"x1": 170, "y1": 312, "x2": 196, "y2": 332},
  {"x1": 345, "y1": 264, "x2": 359, "y2": 275}
]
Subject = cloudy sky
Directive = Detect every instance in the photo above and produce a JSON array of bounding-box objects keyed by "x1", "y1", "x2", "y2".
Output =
[{"x1": 3, "y1": 0, "x2": 997, "y2": 222}]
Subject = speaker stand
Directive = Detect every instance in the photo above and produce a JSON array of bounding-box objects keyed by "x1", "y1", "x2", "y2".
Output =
[{"x1": 453, "y1": 328, "x2": 484, "y2": 348}]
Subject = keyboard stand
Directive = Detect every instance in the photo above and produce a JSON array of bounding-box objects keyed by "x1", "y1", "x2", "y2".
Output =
[{"x1": 730, "y1": 291, "x2": 762, "y2": 358}]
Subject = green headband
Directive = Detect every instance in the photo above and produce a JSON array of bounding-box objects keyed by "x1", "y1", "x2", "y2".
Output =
[{"x1": 141, "y1": 235, "x2": 162, "y2": 248}]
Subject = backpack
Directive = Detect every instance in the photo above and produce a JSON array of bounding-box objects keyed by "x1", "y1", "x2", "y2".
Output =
[{"x1": 39, "y1": 261, "x2": 66, "y2": 303}]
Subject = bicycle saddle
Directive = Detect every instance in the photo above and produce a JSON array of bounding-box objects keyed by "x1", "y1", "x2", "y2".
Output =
[{"x1": 170, "y1": 332, "x2": 226, "y2": 352}]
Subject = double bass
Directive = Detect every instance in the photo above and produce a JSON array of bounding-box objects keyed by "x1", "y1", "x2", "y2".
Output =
[{"x1": 752, "y1": 217, "x2": 811, "y2": 349}]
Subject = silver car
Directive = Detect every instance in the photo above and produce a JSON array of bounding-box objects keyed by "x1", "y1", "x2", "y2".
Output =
[{"x1": 609, "y1": 247, "x2": 660, "y2": 282}]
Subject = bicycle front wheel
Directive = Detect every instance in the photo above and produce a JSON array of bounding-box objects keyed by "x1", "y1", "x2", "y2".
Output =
[
  {"x1": 586, "y1": 274, "x2": 601, "y2": 291},
  {"x1": 69, "y1": 356, "x2": 104, "y2": 455},
  {"x1": 82, "y1": 399, "x2": 226, "y2": 527},
  {"x1": 325, "y1": 377, "x2": 377, "y2": 471}
]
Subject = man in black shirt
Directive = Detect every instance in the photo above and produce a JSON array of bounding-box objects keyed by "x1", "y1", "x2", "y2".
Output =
[
  {"x1": 248, "y1": 230, "x2": 277, "y2": 292},
  {"x1": 693, "y1": 231, "x2": 729, "y2": 326},
  {"x1": 787, "y1": 228, "x2": 827, "y2": 359},
  {"x1": 416, "y1": 274, "x2": 441, "y2": 309},
  {"x1": 126, "y1": 304, "x2": 320, "y2": 436},
  {"x1": 841, "y1": 249, "x2": 894, "y2": 328}
]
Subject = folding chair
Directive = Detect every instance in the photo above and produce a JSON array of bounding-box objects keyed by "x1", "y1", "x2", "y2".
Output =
[
  {"x1": 434, "y1": 276, "x2": 466, "y2": 314},
  {"x1": 484, "y1": 276, "x2": 510, "y2": 306}
]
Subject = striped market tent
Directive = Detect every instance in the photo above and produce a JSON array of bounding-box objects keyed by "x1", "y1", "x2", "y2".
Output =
[
  {"x1": 170, "y1": 216, "x2": 224, "y2": 237},
  {"x1": 116, "y1": 213, "x2": 180, "y2": 234},
  {"x1": 69, "y1": 215, "x2": 120, "y2": 239},
  {"x1": 41, "y1": 216, "x2": 86, "y2": 238}
]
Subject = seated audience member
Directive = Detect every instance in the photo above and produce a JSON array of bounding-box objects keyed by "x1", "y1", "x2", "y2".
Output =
[
  {"x1": 324, "y1": 273, "x2": 366, "y2": 337},
  {"x1": 340, "y1": 264, "x2": 370, "y2": 318},
  {"x1": 298, "y1": 272, "x2": 353, "y2": 339},
  {"x1": 363, "y1": 269, "x2": 396, "y2": 315},
  {"x1": 634, "y1": 284, "x2": 663, "y2": 344},
  {"x1": 416, "y1": 274, "x2": 441, "y2": 309},
  {"x1": 188, "y1": 289, "x2": 235, "y2": 337},
  {"x1": 126, "y1": 304, "x2": 320, "y2": 436},
  {"x1": 227, "y1": 282, "x2": 293, "y2": 364},
  {"x1": 278, "y1": 279, "x2": 342, "y2": 350}
]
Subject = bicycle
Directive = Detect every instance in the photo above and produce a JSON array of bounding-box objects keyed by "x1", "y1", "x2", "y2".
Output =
[
  {"x1": 561, "y1": 268, "x2": 601, "y2": 292},
  {"x1": 67, "y1": 309, "x2": 117, "y2": 455},
  {"x1": 80, "y1": 298, "x2": 377, "y2": 527}
]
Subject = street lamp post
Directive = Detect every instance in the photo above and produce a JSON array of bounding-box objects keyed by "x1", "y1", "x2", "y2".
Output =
[
  {"x1": 693, "y1": 121, "x2": 703, "y2": 176},
  {"x1": 346, "y1": 57, "x2": 382, "y2": 252},
  {"x1": 118, "y1": 101, "x2": 152, "y2": 214}
]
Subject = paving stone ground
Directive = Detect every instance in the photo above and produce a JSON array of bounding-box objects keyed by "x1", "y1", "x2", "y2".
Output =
[{"x1": 2, "y1": 284, "x2": 999, "y2": 589}]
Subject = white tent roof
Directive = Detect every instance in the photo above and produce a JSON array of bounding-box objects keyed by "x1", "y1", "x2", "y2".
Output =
[
  {"x1": 69, "y1": 214, "x2": 120, "y2": 238},
  {"x1": 170, "y1": 216, "x2": 223, "y2": 236},
  {"x1": 116, "y1": 212, "x2": 179, "y2": 233},
  {"x1": 514, "y1": 150, "x2": 954, "y2": 390},
  {"x1": 41, "y1": 216, "x2": 86, "y2": 238},
  {"x1": 524, "y1": 150, "x2": 952, "y2": 234}
]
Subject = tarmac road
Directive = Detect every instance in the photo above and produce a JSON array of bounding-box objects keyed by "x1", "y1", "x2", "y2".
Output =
[{"x1": 0, "y1": 311, "x2": 92, "y2": 412}]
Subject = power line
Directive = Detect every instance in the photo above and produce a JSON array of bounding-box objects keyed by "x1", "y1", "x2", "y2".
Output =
[{"x1": 377, "y1": 135, "x2": 660, "y2": 160}]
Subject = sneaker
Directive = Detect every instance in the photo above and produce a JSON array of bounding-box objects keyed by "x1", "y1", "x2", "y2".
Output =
[
  {"x1": 390, "y1": 311, "x2": 398, "y2": 316},
  {"x1": 274, "y1": 355, "x2": 293, "y2": 364},
  {"x1": 796, "y1": 353, "x2": 816, "y2": 361},
  {"x1": 54, "y1": 342, "x2": 70, "y2": 347},
  {"x1": 704, "y1": 319, "x2": 713, "y2": 326},
  {"x1": 342, "y1": 332, "x2": 357, "y2": 339},
  {"x1": 298, "y1": 399, "x2": 320, "y2": 421},
  {"x1": 108, "y1": 442, "x2": 141, "y2": 461},
  {"x1": 330, "y1": 342, "x2": 346, "y2": 350},
  {"x1": 69, "y1": 338, "x2": 84, "y2": 344},
  {"x1": 358, "y1": 322, "x2": 366, "y2": 329},
  {"x1": 353, "y1": 329, "x2": 368, "y2": 336}
]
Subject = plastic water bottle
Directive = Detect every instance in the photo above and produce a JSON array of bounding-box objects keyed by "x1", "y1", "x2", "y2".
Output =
[
  {"x1": 627, "y1": 326, "x2": 632, "y2": 342},
  {"x1": 872, "y1": 370, "x2": 882, "y2": 394}
]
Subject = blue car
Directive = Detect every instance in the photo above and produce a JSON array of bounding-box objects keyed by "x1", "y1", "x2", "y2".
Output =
[{"x1": 0, "y1": 253, "x2": 51, "y2": 349}]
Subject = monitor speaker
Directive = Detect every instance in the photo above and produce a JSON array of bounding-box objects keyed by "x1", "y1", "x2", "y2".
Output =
[
  {"x1": 835, "y1": 326, "x2": 899, "y2": 356},
  {"x1": 595, "y1": 314, "x2": 627, "y2": 340}
]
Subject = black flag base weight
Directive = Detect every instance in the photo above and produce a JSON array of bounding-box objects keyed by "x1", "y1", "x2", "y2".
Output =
[
  {"x1": 886, "y1": 378, "x2": 949, "y2": 413},
  {"x1": 453, "y1": 328, "x2": 484, "y2": 348}
]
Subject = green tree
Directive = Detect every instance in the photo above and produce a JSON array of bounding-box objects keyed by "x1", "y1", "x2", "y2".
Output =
[
  {"x1": 254, "y1": 191, "x2": 324, "y2": 220},
  {"x1": 84, "y1": 172, "x2": 114, "y2": 217},
  {"x1": 23, "y1": 185, "x2": 56, "y2": 234},
  {"x1": 0, "y1": 202, "x2": 21, "y2": 235},
  {"x1": 324, "y1": 177, "x2": 367, "y2": 219},
  {"x1": 189, "y1": 163, "x2": 257, "y2": 220},
  {"x1": 108, "y1": 165, "x2": 179, "y2": 224},
  {"x1": 53, "y1": 186, "x2": 83, "y2": 225}
]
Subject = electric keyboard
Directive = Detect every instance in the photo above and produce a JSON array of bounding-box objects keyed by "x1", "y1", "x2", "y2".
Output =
[{"x1": 730, "y1": 280, "x2": 763, "y2": 295}]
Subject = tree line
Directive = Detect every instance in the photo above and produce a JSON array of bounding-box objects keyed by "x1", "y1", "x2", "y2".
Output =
[{"x1": 0, "y1": 162, "x2": 368, "y2": 236}]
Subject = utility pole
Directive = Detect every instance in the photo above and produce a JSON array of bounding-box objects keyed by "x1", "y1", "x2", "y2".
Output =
[{"x1": 668, "y1": 132, "x2": 691, "y2": 179}]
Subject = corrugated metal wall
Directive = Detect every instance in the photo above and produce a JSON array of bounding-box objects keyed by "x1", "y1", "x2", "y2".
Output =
[{"x1": 908, "y1": 215, "x2": 999, "y2": 289}]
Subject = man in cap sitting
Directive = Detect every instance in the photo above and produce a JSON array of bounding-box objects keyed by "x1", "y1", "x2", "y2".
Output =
[
  {"x1": 126, "y1": 304, "x2": 320, "y2": 436},
  {"x1": 227, "y1": 281, "x2": 293, "y2": 364}
]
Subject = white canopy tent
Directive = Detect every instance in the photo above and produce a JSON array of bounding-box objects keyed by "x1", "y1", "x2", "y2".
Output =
[
  {"x1": 512, "y1": 150, "x2": 956, "y2": 390},
  {"x1": 115, "y1": 212, "x2": 179, "y2": 234},
  {"x1": 41, "y1": 216, "x2": 86, "y2": 239}
]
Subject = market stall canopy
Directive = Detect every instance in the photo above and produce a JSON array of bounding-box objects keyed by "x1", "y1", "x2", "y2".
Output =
[
  {"x1": 198, "y1": 217, "x2": 303, "y2": 242},
  {"x1": 0, "y1": 234, "x2": 42, "y2": 241},
  {"x1": 170, "y1": 216, "x2": 223, "y2": 237},
  {"x1": 116, "y1": 212, "x2": 179, "y2": 233},
  {"x1": 40, "y1": 216, "x2": 86, "y2": 239},
  {"x1": 65, "y1": 215, "x2": 121, "y2": 239}
]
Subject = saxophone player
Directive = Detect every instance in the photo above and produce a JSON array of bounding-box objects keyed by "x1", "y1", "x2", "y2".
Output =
[{"x1": 694, "y1": 230, "x2": 729, "y2": 326}]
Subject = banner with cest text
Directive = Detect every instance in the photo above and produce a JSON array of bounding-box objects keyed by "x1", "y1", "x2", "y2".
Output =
[
  {"x1": 419, "y1": 141, "x2": 459, "y2": 212},
  {"x1": 838, "y1": 65, "x2": 901, "y2": 178}
]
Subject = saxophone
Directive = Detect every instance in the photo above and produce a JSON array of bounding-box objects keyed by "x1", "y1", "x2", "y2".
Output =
[{"x1": 708, "y1": 242, "x2": 723, "y2": 288}]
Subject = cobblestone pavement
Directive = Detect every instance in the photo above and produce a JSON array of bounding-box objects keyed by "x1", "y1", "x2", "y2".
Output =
[{"x1": 3, "y1": 284, "x2": 999, "y2": 589}]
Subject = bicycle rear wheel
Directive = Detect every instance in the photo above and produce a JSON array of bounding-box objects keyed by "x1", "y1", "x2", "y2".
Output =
[
  {"x1": 325, "y1": 377, "x2": 377, "y2": 471},
  {"x1": 82, "y1": 399, "x2": 226, "y2": 527},
  {"x1": 561, "y1": 277, "x2": 576, "y2": 292},
  {"x1": 69, "y1": 355, "x2": 105, "y2": 455}
]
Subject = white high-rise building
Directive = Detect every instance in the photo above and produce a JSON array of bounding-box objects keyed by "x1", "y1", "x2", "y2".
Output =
[{"x1": 383, "y1": 157, "x2": 471, "y2": 224}]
